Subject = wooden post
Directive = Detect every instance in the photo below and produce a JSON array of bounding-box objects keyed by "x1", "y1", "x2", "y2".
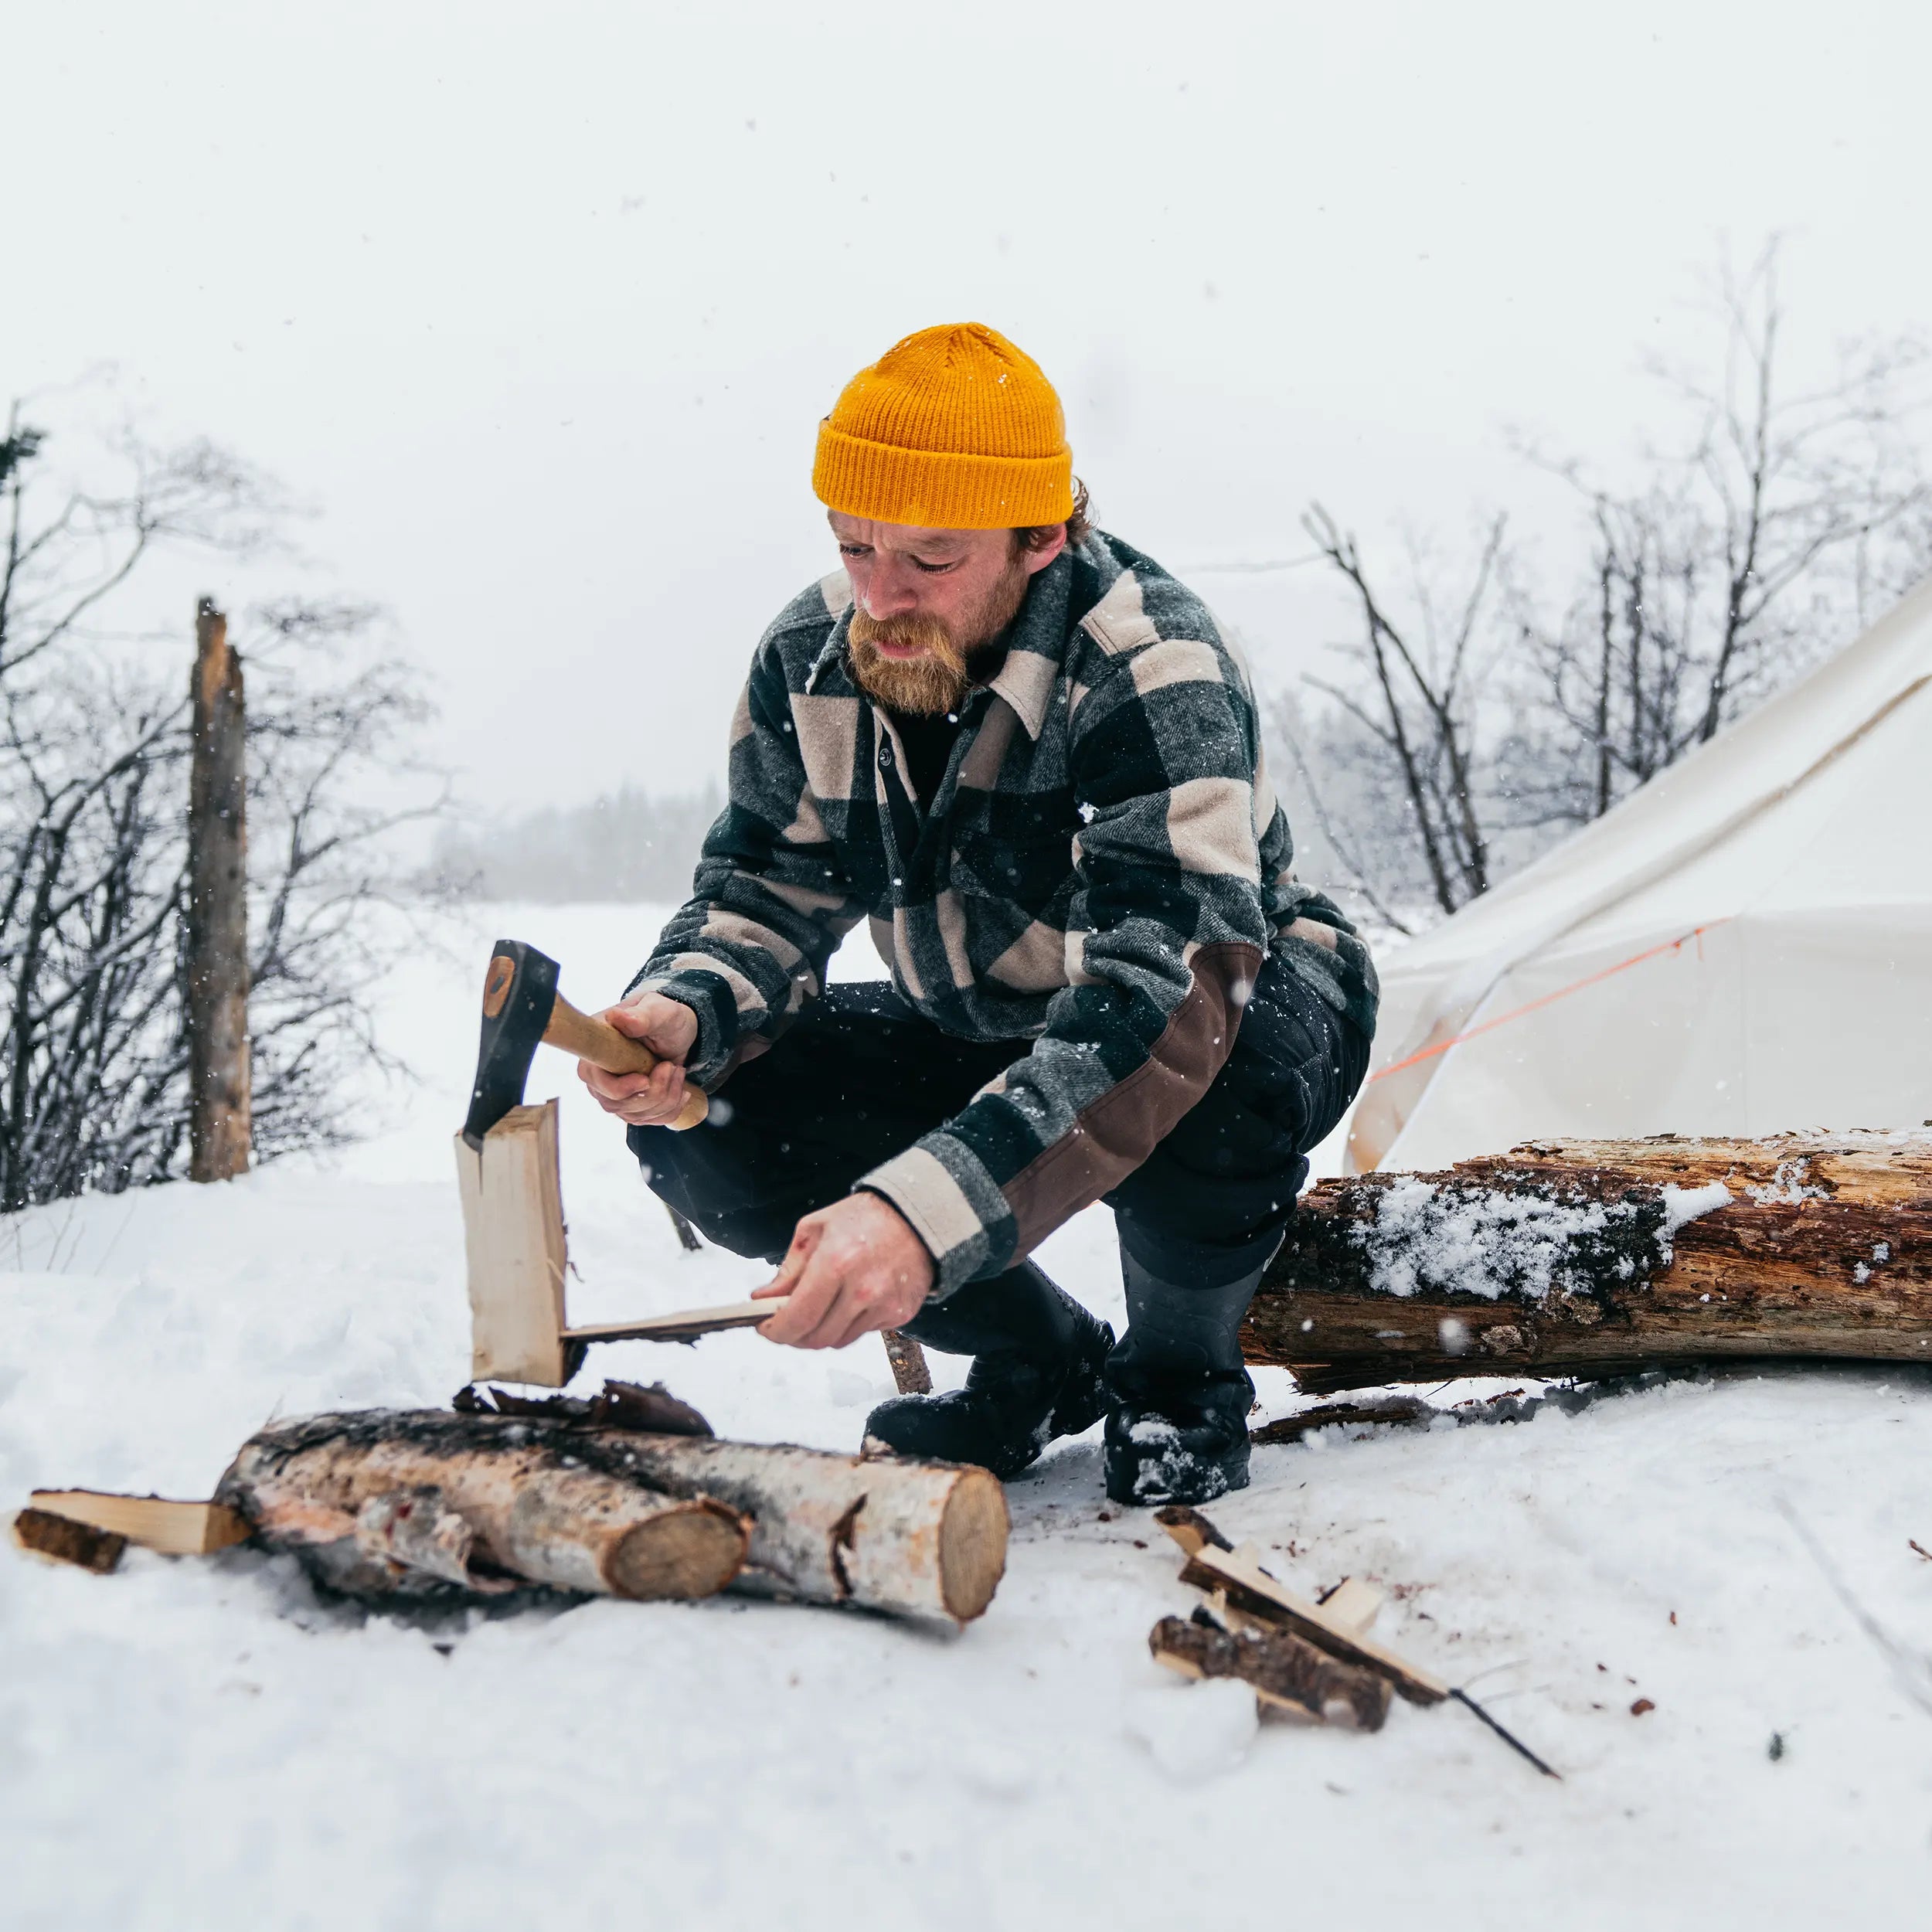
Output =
[{"x1": 187, "y1": 597, "x2": 250, "y2": 1181}]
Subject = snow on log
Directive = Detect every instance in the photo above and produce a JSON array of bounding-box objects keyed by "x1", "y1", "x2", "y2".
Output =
[
  {"x1": 1244, "y1": 1132, "x2": 1932, "y2": 1395},
  {"x1": 218, "y1": 1403, "x2": 1009, "y2": 1623}
]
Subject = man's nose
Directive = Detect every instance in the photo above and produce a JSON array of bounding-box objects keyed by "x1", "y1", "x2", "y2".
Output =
[{"x1": 862, "y1": 561, "x2": 920, "y2": 620}]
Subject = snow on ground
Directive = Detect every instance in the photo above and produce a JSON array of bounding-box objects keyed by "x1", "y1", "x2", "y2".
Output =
[{"x1": 5, "y1": 903, "x2": 1930, "y2": 1929}]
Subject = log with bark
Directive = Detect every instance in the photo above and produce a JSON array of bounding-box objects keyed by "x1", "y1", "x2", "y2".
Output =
[
  {"x1": 1245, "y1": 1131, "x2": 1932, "y2": 1395},
  {"x1": 1150, "y1": 1611, "x2": 1393, "y2": 1730},
  {"x1": 216, "y1": 1386, "x2": 1008, "y2": 1622},
  {"x1": 12, "y1": 1506, "x2": 128, "y2": 1573}
]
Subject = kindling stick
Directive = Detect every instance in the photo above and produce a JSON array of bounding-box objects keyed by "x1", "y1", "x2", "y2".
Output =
[{"x1": 1156, "y1": 1509, "x2": 1562, "y2": 1778}]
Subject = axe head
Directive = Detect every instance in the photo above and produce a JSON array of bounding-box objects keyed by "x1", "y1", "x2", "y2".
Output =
[{"x1": 461, "y1": 938, "x2": 560, "y2": 1150}]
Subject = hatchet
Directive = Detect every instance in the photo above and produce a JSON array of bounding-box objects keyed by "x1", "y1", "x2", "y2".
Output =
[{"x1": 462, "y1": 937, "x2": 707, "y2": 1148}]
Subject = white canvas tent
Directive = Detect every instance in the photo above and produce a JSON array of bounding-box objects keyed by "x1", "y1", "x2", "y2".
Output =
[{"x1": 1346, "y1": 575, "x2": 1932, "y2": 1174}]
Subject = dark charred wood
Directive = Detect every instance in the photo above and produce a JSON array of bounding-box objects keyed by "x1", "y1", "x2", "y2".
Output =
[
  {"x1": 1150, "y1": 1614, "x2": 1393, "y2": 1730},
  {"x1": 881, "y1": 1331, "x2": 933, "y2": 1396},
  {"x1": 453, "y1": 1379, "x2": 714, "y2": 1437},
  {"x1": 12, "y1": 1505, "x2": 127, "y2": 1573},
  {"x1": 1250, "y1": 1396, "x2": 1435, "y2": 1444}
]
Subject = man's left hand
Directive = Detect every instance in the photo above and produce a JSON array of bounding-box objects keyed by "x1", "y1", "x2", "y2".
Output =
[{"x1": 752, "y1": 1193, "x2": 934, "y2": 1349}]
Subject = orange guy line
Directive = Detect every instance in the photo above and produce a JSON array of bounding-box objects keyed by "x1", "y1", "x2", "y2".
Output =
[{"x1": 1366, "y1": 919, "x2": 1731, "y2": 1084}]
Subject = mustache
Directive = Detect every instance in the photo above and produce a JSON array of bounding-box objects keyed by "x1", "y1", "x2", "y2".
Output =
[
  {"x1": 848, "y1": 609, "x2": 968, "y2": 668},
  {"x1": 847, "y1": 610, "x2": 970, "y2": 716}
]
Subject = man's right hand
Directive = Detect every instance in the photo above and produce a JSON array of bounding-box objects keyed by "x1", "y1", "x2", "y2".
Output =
[{"x1": 577, "y1": 991, "x2": 700, "y2": 1127}]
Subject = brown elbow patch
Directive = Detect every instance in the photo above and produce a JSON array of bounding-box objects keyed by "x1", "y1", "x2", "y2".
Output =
[{"x1": 1000, "y1": 940, "x2": 1262, "y2": 1257}]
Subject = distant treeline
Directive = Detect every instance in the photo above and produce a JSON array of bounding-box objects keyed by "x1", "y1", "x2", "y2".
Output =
[{"x1": 434, "y1": 783, "x2": 723, "y2": 904}]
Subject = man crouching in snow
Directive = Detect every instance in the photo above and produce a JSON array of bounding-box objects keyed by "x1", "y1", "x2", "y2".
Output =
[{"x1": 579, "y1": 323, "x2": 1377, "y2": 1505}]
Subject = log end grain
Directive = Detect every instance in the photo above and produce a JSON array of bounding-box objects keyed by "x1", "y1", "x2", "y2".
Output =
[
  {"x1": 937, "y1": 1466, "x2": 1010, "y2": 1624},
  {"x1": 606, "y1": 1499, "x2": 750, "y2": 1601}
]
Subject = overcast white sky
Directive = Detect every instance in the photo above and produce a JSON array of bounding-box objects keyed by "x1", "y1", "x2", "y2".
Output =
[{"x1": 10, "y1": 2, "x2": 1932, "y2": 810}]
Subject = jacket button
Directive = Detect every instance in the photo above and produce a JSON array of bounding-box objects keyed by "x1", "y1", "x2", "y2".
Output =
[{"x1": 878, "y1": 743, "x2": 893, "y2": 768}]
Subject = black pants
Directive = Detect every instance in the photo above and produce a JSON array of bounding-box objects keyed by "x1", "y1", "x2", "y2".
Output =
[{"x1": 632, "y1": 951, "x2": 1369, "y2": 1289}]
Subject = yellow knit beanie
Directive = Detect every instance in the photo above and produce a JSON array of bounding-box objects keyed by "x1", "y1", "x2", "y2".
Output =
[{"x1": 813, "y1": 322, "x2": 1074, "y2": 529}]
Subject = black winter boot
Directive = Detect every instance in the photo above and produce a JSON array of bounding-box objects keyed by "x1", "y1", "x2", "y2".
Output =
[
  {"x1": 1103, "y1": 1249, "x2": 1270, "y2": 1506},
  {"x1": 862, "y1": 1262, "x2": 1114, "y2": 1479}
]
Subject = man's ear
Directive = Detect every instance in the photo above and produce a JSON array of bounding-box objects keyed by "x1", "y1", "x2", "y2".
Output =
[{"x1": 1019, "y1": 524, "x2": 1067, "y2": 575}]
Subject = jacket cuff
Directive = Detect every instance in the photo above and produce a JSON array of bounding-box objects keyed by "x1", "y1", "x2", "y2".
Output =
[
  {"x1": 624, "y1": 968, "x2": 739, "y2": 1089},
  {"x1": 858, "y1": 1133, "x2": 1016, "y2": 1301}
]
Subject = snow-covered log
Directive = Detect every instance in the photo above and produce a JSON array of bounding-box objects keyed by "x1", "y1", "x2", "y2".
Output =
[
  {"x1": 219, "y1": 1403, "x2": 1009, "y2": 1623},
  {"x1": 1244, "y1": 1132, "x2": 1932, "y2": 1395}
]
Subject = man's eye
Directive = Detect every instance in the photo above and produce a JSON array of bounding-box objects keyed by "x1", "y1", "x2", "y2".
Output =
[
  {"x1": 838, "y1": 543, "x2": 872, "y2": 560},
  {"x1": 911, "y1": 557, "x2": 957, "y2": 574}
]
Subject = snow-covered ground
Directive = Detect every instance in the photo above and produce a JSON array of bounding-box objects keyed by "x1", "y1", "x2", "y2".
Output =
[{"x1": 5, "y1": 903, "x2": 1929, "y2": 1929}]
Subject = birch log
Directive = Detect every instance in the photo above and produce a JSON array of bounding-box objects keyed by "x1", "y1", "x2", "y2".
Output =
[
  {"x1": 219, "y1": 1407, "x2": 1008, "y2": 1622},
  {"x1": 582, "y1": 1428, "x2": 1008, "y2": 1622},
  {"x1": 1244, "y1": 1132, "x2": 1932, "y2": 1395},
  {"x1": 219, "y1": 1411, "x2": 750, "y2": 1604}
]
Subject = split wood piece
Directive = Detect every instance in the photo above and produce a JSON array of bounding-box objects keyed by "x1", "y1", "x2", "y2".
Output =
[
  {"x1": 455, "y1": 1100, "x2": 801, "y2": 1383},
  {"x1": 1246, "y1": 1131, "x2": 1932, "y2": 1395},
  {"x1": 1151, "y1": 1614, "x2": 1393, "y2": 1730},
  {"x1": 1318, "y1": 1576, "x2": 1384, "y2": 1633},
  {"x1": 29, "y1": 1490, "x2": 250, "y2": 1556},
  {"x1": 221, "y1": 1409, "x2": 1007, "y2": 1622},
  {"x1": 1155, "y1": 1511, "x2": 1400, "y2": 1669},
  {"x1": 563, "y1": 1299, "x2": 788, "y2": 1346},
  {"x1": 1179, "y1": 1540, "x2": 1450, "y2": 1704},
  {"x1": 1158, "y1": 1511, "x2": 1560, "y2": 1777},
  {"x1": 12, "y1": 1506, "x2": 127, "y2": 1573},
  {"x1": 219, "y1": 1411, "x2": 749, "y2": 1605},
  {"x1": 455, "y1": 1098, "x2": 571, "y2": 1386}
]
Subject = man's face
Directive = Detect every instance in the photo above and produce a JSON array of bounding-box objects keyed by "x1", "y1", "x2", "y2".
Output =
[{"x1": 831, "y1": 511, "x2": 1064, "y2": 715}]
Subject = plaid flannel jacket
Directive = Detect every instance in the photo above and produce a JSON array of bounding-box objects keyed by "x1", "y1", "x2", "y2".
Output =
[{"x1": 631, "y1": 532, "x2": 1377, "y2": 1296}]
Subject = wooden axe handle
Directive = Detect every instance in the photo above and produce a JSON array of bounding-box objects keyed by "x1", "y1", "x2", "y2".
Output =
[{"x1": 543, "y1": 993, "x2": 709, "y2": 1130}]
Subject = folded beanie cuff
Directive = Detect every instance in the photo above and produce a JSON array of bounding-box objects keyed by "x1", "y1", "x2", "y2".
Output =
[{"x1": 813, "y1": 422, "x2": 1073, "y2": 529}]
